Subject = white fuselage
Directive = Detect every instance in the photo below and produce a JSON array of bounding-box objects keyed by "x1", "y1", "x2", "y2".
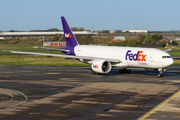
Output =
[{"x1": 74, "y1": 45, "x2": 174, "y2": 69}]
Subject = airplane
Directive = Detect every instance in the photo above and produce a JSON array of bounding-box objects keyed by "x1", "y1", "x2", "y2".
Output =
[{"x1": 10, "y1": 16, "x2": 174, "y2": 77}]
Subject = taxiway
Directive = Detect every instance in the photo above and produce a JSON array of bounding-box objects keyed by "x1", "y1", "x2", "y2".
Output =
[{"x1": 0, "y1": 65, "x2": 179, "y2": 120}]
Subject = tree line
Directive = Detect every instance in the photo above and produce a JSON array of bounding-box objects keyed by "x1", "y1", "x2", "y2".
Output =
[
  {"x1": 2, "y1": 32, "x2": 178, "y2": 46},
  {"x1": 50, "y1": 32, "x2": 178, "y2": 47},
  {"x1": 108, "y1": 32, "x2": 177, "y2": 47}
]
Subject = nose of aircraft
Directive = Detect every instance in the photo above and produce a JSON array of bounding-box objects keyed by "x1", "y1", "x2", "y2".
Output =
[{"x1": 168, "y1": 58, "x2": 174, "y2": 66}]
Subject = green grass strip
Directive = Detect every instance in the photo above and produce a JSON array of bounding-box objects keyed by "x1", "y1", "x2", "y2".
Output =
[{"x1": 0, "y1": 55, "x2": 90, "y2": 66}]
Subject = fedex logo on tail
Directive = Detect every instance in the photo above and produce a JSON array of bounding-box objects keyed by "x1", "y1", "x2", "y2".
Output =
[
  {"x1": 125, "y1": 50, "x2": 147, "y2": 62},
  {"x1": 93, "y1": 65, "x2": 99, "y2": 68},
  {"x1": 65, "y1": 33, "x2": 71, "y2": 38}
]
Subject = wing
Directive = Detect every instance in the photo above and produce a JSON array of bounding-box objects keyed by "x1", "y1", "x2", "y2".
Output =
[
  {"x1": 10, "y1": 51, "x2": 120, "y2": 63},
  {"x1": 34, "y1": 47, "x2": 70, "y2": 52},
  {"x1": 163, "y1": 49, "x2": 171, "y2": 52}
]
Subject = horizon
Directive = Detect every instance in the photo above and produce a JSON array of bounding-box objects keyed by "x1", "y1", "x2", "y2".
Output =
[{"x1": 1, "y1": 29, "x2": 180, "y2": 32}]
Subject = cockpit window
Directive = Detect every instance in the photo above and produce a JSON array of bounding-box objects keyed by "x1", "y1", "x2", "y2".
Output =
[{"x1": 162, "y1": 56, "x2": 172, "y2": 58}]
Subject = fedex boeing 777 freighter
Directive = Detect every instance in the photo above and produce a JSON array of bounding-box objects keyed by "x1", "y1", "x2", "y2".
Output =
[{"x1": 11, "y1": 17, "x2": 174, "y2": 77}]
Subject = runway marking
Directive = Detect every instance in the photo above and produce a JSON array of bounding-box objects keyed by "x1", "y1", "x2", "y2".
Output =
[
  {"x1": 0, "y1": 88, "x2": 28, "y2": 111},
  {"x1": 0, "y1": 90, "x2": 13, "y2": 106},
  {"x1": 138, "y1": 90, "x2": 180, "y2": 120},
  {"x1": 0, "y1": 79, "x2": 180, "y2": 102}
]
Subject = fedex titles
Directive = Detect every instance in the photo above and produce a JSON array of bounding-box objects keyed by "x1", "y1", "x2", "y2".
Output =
[
  {"x1": 93, "y1": 65, "x2": 99, "y2": 68},
  {"x1": 65, "y1": 33, "x2": 71, "y2": 38},
  {"x1": 126, "y1": 50, "x2": 147, "y2": 62}
]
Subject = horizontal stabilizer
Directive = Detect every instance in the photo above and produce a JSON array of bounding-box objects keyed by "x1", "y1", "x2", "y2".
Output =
[{"x1": 163, "y1": 49, "x2": 171, "y2": 52}]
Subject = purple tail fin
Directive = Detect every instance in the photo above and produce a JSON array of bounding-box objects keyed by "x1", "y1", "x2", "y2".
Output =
[{"x1": 61, "y1": 17, "x2": 78, "y2": 47}]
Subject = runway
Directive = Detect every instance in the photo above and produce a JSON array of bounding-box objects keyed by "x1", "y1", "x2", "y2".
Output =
[{"x1": 0, "y1": 65, "x2": 179, "y2": 119}]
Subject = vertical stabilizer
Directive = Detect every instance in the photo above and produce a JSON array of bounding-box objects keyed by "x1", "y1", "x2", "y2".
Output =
[{"x1": 61, "y1": 17, "x2": 79, "y2": 47}]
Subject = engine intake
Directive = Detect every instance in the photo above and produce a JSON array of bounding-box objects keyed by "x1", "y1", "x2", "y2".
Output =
[{"x1": 91, "y1": 60, "x2": 111, "y2": 73}]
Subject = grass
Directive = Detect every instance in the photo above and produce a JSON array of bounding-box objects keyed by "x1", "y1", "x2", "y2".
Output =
[
  {"x1": 173, "y1": 59, "x2": 180, "y2": 65},
  {"x1": 0, "y1": 55, "x2": 90, "y2": 66},
  {"x1": 169, "y1": 45, "x2": 180, "y2": 50},
  {"x1": 0, "y1": 45, "x2": 35, "y2": 50},
  {"x1": 168, "y1": 51, "x2": 180, "y2": 56},
  {"x1": 0, "y1": 45, "x2": 64, "y2": 54}
]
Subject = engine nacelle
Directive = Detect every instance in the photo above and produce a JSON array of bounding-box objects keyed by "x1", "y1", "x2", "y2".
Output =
[{"x1": 91, "y1": 60, "x2": 111, "y2": 73}]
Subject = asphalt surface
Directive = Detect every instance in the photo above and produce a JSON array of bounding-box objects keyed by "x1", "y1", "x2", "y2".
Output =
[{"x1": 0, "y1": 65, "x2": 179, "y2": 120}]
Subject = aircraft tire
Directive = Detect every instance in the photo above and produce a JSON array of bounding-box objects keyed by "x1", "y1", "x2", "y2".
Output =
[
  {"x1": 91, "y1": 70, "x2": 95, "y2": 74},
  {"x1": 158, "y1": 73, "x2": 163, "y2": 77},
  {"x1": 161, "y1": 73, "x2": 163, "y2": 77}
]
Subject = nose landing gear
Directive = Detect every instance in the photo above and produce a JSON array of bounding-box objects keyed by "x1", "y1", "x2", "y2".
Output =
[
  {"x1": 158, "y1": 72, "x2": 163, "y2": 77},
  {"x1": 158, "y1": 68, "x2": 166, "y2": 77}
]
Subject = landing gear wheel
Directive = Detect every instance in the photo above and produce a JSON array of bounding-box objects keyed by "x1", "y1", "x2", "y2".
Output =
[
  {"x1": 158, "y1": 73, "x2": 163, "y2": 77},
  {"x1": 91, "y1": 70, "x2": 95, "y2": 74},
  {"x1": 91, "y1": 70, "x2": 101, "y2": 75}
]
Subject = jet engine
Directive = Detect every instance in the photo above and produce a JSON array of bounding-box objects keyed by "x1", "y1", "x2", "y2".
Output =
[{"x1": 91, "y1": 60, "x2": 111, "y2": 73}]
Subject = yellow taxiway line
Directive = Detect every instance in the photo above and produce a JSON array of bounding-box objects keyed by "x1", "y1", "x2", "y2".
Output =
[{"x1": 138, "y1": 90, "x2": 180, "y2": 120}]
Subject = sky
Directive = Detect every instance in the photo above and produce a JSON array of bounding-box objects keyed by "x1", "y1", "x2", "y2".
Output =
[{"x1": 1, "y1": 0, "x2": 180, "y2": 31}]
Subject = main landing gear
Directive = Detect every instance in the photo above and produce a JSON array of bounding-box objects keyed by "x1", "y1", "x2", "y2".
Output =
[
  {"x1": 91, "y1": 70, "x2": 102, "y2": 75},
  {"x1": 119, "y1": 69, "x2": 131, "y2": 74},
  {"x1": 91, "y1": 70, "x2": 96, "y2": 74}
]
